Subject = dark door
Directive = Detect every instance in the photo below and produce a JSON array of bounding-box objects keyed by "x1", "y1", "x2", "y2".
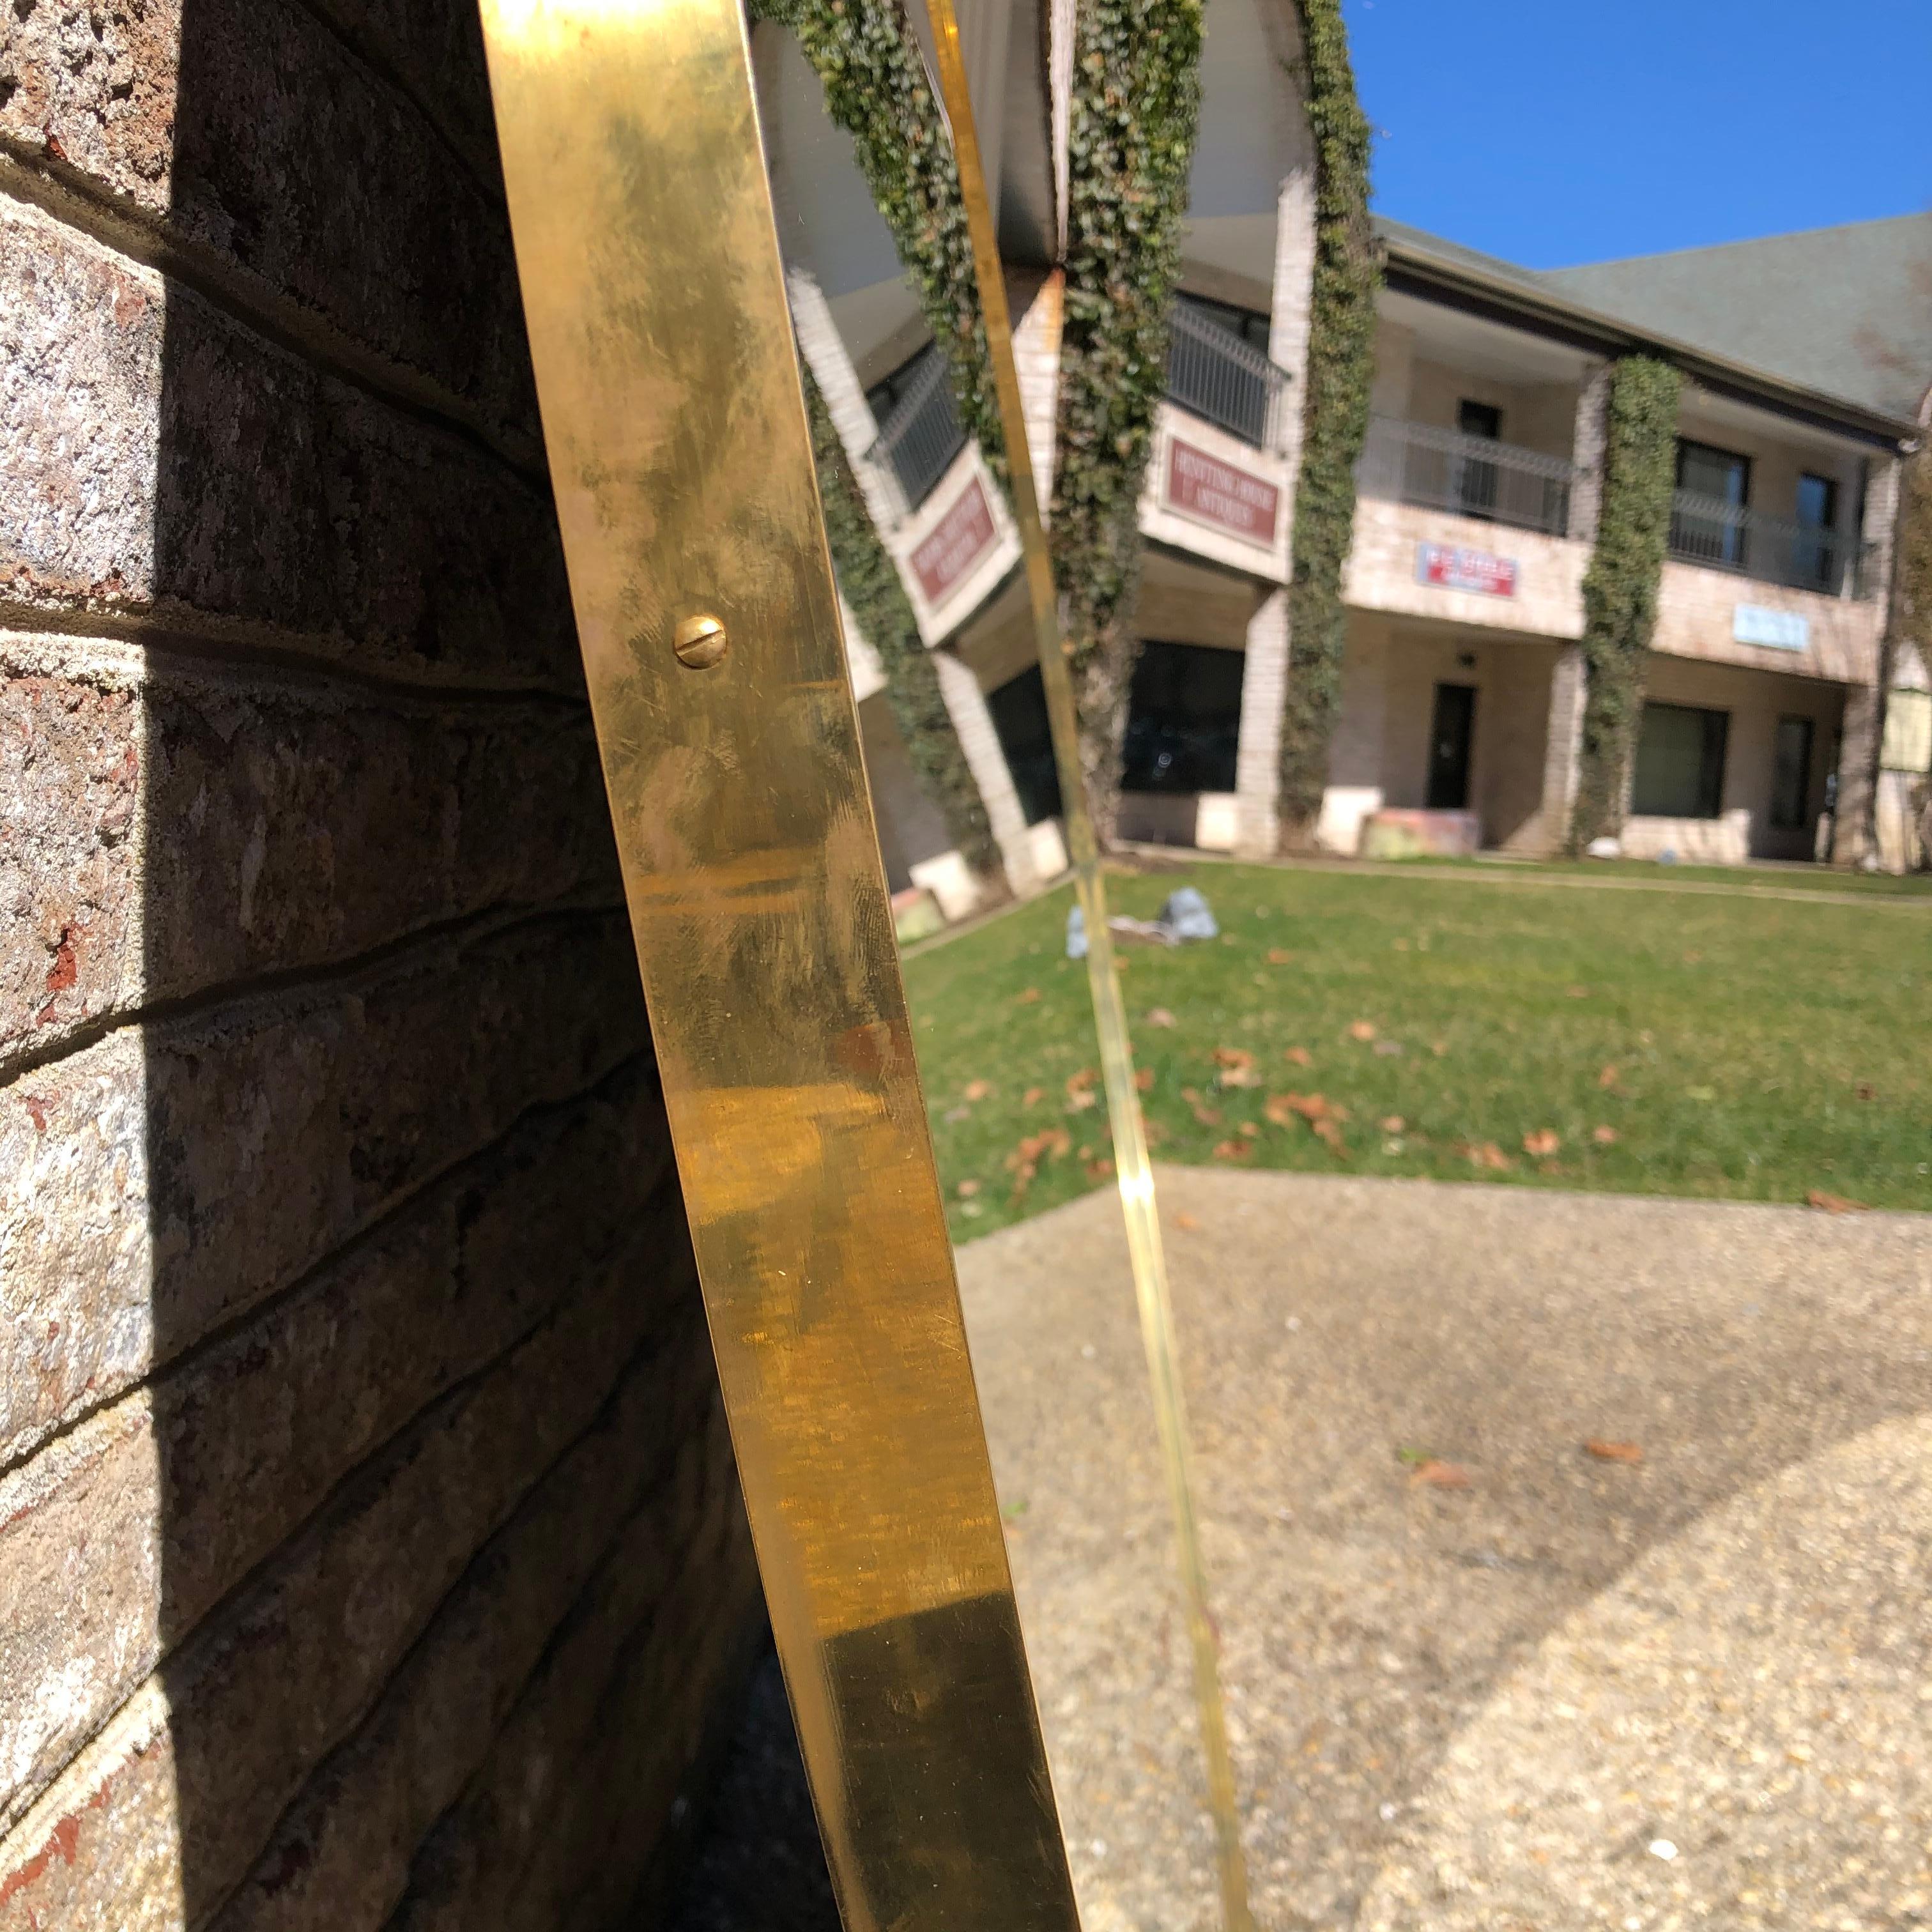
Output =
[
  {"x1": 1425, "y1": 683, "x2": 1477, "y2": 809},
  {"x1": 1455, "y1": 400, "x2": 1502, "y2": 518}
]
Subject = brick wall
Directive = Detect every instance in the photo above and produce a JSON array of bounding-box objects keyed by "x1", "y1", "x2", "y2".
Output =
[{"x1": 0, "y1": 3, "x2": 762, "y2": 1927}]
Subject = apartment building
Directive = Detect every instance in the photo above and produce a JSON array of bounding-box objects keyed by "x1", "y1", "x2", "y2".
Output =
[{"x1": 758, "y1": 3, "x2": 1930, "y2": 904}]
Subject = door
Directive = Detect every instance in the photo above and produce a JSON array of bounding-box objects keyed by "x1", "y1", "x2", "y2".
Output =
[
  {"x1": 1426, "y1": 682, "x2": 1477, "y2": 809},
  {"x1": 1455, "y1": 399, "x2": 1502, "y2": 519}
]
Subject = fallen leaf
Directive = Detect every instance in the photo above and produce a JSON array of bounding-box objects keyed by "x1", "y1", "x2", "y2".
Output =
[
  {"x1": 1213, "y1": 1046, "x2": 1260, "y2": 1087},
  {"x1": 1348, "y1": 1020, "x2": 1377, "y2": 1042},
  {"x1": 1266, "y1": 1091, "x2": 1338, "y2": 1126},
  {"x1": 1854, "y1": 1081, "x2": 1876, "y2": 1101},
  {"x1": 1015, "y1": 986, "x2": 1042, "y2": 1005},
  {"x1": 956, "y1": 1178, "x2": 981, "y2": 1198},
  {"x1": 1430, "y1": 1039, "x2": 1448, "y2": 1057},
  {"x1": 1238, "y1": 1121, "x2": 1260, "y2": 1139},
  {"x1": 1378, "y1": 1116, "x2": 1406, "y2": 1134},
  {"x1": 1146, "y1": 1007, "x2": 1177, "y2": 1029},
  {"x1": 1084, "y1": 1156, "x2": 1115, "y2": 1180},
  {"x1": 1212, "y1": 1138, "x2": 1254, "y2": 1161},
  {"x1": 1456, "y1": 1140, "x2": 1513, "y2": 1171},
  {"x1": 1173, "y1": 1211, "x2": 1200, "y2": 1232},
  {"x1": 1807, "y1": 1188, "x2": 1869, "y2": 1214},
  {"x1": 1134, "y1": 1067, "x2": 1154, "y2": 1092},
  {"x1": 1022, "y1": 1085, "x2": 1044, "y2": 1108},
  {"x1": 1180, "y1": 1086, "x2": 1223, "y2": 1126},
  {"x1": 1267, "y1": 947, "x2": 1296, "y2": 965},
  {"x1": 1592, "y1": 1124, "x2": 1618, "y2": 1146},
  {"x1": 1410, "y1": 1459, "x2": 1470, "y2": 1490},
  {"x1": 1584, "y1": 1439, "x2": 1644, "y2": 1464},
  {"x1": 1598, "y1": 1064, "x2": 1620, "y2": 1089},
  {"x1": 1312, "y1": 1117, "x2": 1347, "y2": 1154},
  {"x1": 963, "y1": 1079, "x2": 992, "y2": 1103},
  {"x1": 1005, "y1": 1127, "x2": 1073, "y2": 1197},
  {"x1": 1522, "y1": 1128, "x2": 1561, "y2": 1157},
  {"x1": 1283, "y1": 1046, "x2": 1313, "y2": 1067},
  {"x1": 1065, "y1": 1089, "x2": 1098, "y2": 1112}
]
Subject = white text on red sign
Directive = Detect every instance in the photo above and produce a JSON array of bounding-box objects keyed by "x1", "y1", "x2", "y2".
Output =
[
  {"x1": 1416, "y1": 541, "x2": 1517, "y2": 597},
  {"x1": 1165, "y1": 440, "x2": 1280, "y2": 546},
  {"x1": 912, "y1": 476, "x2": 997, "y2": 603}
]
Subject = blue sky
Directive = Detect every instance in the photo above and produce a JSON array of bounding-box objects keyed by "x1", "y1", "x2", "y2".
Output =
[{"x1": 1346, "y1": 0, "x2": 1932, "y2": 268}]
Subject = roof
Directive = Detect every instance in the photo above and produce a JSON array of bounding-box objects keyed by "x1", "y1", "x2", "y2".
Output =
[{"x1": 1375, "y1": 212, "x2": 1932, "y2": 436}]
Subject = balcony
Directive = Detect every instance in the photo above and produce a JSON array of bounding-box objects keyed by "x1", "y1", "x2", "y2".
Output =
[
  {"x1": 1667, "y1": 491, "x2": 1873, "y2": 597},
  {"x1": 1356, "y1": 414, "x2": 1579, "y2": 538},
  {"x1": 1165, "y1": 302, "x2": 1291, "y2": 449},
  {"x1": 868, "y1": 353, "x2": 968, "y2": 514}
]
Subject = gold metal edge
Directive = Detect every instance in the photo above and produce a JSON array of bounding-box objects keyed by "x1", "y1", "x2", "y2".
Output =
[
  {"x1": 917, "y1": 5, "x2": 1256, "y2": 1926},
  {"x1": 475, "y1": 4, "x2": 1082, "y2": 1926}
]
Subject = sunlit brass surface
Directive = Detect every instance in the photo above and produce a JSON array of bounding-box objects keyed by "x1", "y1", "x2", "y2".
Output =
[
  {"x1": 477, "y1": 6, "x2": 1082, "y2": 1926},
  {"x1": 921, "y1": 6, "x2": 1255, "y2": 1926}
]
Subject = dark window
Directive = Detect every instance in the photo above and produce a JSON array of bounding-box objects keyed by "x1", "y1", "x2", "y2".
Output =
[
  {"x1": 1425, "y1": 683, "x2": 1478, "y2": 809},
  {"x1": 1121, "y1": 641, "x2": 1245, "y2": 795},
  {"x1": 1794, "y1": 472, "x2": 1839, "y2": 590},
  {"x1": 1453, "y1": 402, "x2": 1502, "y2": 519},
  {"x1": 986, "y1": 666, "x2": 1062, "y2": 826},
  {"x1": 1632, "y1": 702, "x2": 1729, "y2": 819},
  {"x1": 864, "y1": 345, "x2": 939, "y2": 427},
  {"x1": 1770, "y1": 715, "x2": 1814, "y2": 829},
  {"x1": 1175, "y1": 291, "x2": 1271, "y2": 355},
  {"x1": 1673, "y1": 440, "x2": 1753, "y2": 570}
]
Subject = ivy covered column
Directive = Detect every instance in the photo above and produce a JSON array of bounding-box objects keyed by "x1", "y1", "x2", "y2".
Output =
[{"x1": 1568, "y1": 355, "x2": 1682, "y2": 851}]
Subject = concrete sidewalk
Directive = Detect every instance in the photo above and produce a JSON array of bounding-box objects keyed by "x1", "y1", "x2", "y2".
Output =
[{"x1": 958, "y1": 1170, "x2": 1932, "y2": 1932}]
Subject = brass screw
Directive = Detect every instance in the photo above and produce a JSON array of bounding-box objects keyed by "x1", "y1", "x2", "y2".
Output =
[{"x1": 673, "y1": 611, "x2": 729, "y2": 670}]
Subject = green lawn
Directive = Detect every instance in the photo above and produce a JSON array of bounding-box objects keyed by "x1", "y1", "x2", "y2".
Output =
[{"x1": 905, "y1": 862, "x2": 1932, "y2": 1241}]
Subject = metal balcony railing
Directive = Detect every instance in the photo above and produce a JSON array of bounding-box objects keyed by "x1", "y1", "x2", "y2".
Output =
[
  {"x1": 1356, "y1": 414, "x2": 1579, "y2": 537},
  {"x1": 866, "y1": 353, "x2": 968, "y2": 514},
  {"x1": 1667, "y1": 489, "x2": 1872, "y2": 597},
  {"x1": 1165, "y1": 303, "x2": 1291, "y2": 448}
]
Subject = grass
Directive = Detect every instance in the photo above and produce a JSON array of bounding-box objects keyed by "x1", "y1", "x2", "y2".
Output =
[{"x1": 904, "y1": 861, "x2": 1932, "y2": 1243}]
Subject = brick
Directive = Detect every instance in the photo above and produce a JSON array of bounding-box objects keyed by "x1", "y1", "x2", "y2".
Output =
[
  {"x1": 0, "y1": 633, "x2": 618, "y2": 1064},
  {"x1": 1, "y1": 0, "x2": 537, "y2": 442},
  {"x1": 0, "y1": 203, "x2": 578, "y2": 688},
  {"x1": 0, "y1": 1175, "x2": 702, "y2": 1932},
  {"x1": 0, "y1": 1059, "x2": 672, "y2": 1836},
  {"x1": 208, "y1": 1321, "x2": 719, "y2": 1932},
  {"x1": 1, "y1": 911, "x2": 649, "y2": 1468},
  {"x1": 390, "y1": 1406, "x2": 752, "y2": 1932}
]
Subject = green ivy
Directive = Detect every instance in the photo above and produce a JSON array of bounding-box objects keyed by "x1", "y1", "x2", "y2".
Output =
[
  {"x1": 1050, "y1": 0, "x2": 1204, "y2": 841},
  {"x1": 749, "y1": 0, "x2": 1007, "y2": 482},
  {"x1": 1570, "y1": 355, "x2": 1682, "y2": 850},
  {"x1": 1275, "y1": 0, "x2": 1379, "y2": 841},
  {"x1": 800, "y1": 365, "x2": 1008, "y2": 887}
]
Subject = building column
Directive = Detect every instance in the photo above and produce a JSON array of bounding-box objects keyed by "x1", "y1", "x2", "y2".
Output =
[
  {"x1": 1234, "y1": 590, "x2": 1289, "y2": 856},
  {"x1": 931, "y1": 648, "x2": 1043, "y2": 892},
  {"x1": 1267, "y1": 167, "x2": 1316, "y2": 472},
  {"x1": 786, "y1": 266, "x2": 903, "y2": 530},
  {"x1": 1568, "y1": 362, "x2": 1612, "y2": 545},
  {"x1": 1537, "y1": 643, "x2": 1588, "y2": 854}
]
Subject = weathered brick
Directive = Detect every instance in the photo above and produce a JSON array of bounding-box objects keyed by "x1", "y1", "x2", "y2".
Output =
[
  {"x1": 389, "y1": 1405, "x2": 751, "y2": 1932},
  {"x1": 0, "y1": 204, "x2": 578, "y2": 687},
  {"x1": 207, "y1": 1321, "x2": 719, "y2": 1932},
  {"x1": 0, "y1": 1059, "x2": 671, "y2": 1835},
  {"x1": 1, "y1": 911, "x2": 649, "y2": 1468},
  {"x1": 1, "y1": 0, "x2": 537, "y2": 442},
  {"x1": 0, "y1": 1179, "x2": 701, "y2": 1932},
  {"x1": 0, "y1": 633, "x2": 618, "y2": 1064}
]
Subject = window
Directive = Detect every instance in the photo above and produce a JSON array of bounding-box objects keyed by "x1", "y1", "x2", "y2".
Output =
[
  {"x1": 1770, "y1": 715, "x2": 1814, "y2": 829},
  {"x1": 1120, "y1": 641, "x2": 1245, "y2": 795},
  {"x1": 1673, "y1": 440, "x2": 1752, "y2": 569},
  {"x1": 1454, "y1": 401, "x2": 1502, "y2": 519},
  {"x1": 1631, "y1": 703, "x2": 1729, "y2": 819},
  {"x1": 864, "y1": 344, "x2": 939, "y2": 427},
  {"x1": 1794, "y1": 472, "x2": 1840, "y2": 591},
  {"x1": 1174, "y1": 292, "x2": 1271, "y2": 355},
  {"x1": 986, "y1": 667, "x2": 1062, "y2": 826}
]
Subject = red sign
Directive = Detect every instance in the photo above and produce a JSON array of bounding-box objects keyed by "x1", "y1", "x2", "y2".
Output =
[
  {"x1": 1416, "y1": 541, "x2": 1517, "y2": 597},
  {"x1": 912, "y1": 475, "x2": 997, "y2": 603},
  {"x1": 1164, "y1": 439, "x2": 1280, "y2": 546}
]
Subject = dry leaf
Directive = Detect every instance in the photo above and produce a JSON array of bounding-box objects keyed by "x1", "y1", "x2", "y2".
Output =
[
  {"x1": 1430, "y1": 1039, "x2": 1448, "y2": 1057},
  {"x1": 1348, "y1": 1020, "x2": 1377, "y2": 1042},
  {"x1": 1084, "y1": 1157, "x2": 1115, "y2": 1180},
  {"x1": 1212, "y1": 1138, "x2": 1254, "y2": 1161},
  {"x1": 1598, "y1": 1064, "x2": 1620, "y2": 1090},
  {"x1": 963, "y1": 1079, "x2": 992, "y2": 1103},
  {"x1": 1283, "y1": 1046, "x2": 1313, "y2": 1067},
  {"x1": 1238, "y1": 1121, "x2": 1260, "y2": 1139},
  {"x1": 1134, "y1": 1067, "x2": 1154, "y2": 1092},
  {"x1": 1854, "y1": 1081, "x2": 1876, "y2": 1101},
  {"x1": 1266, "y1": 1091, "x2": 1336, "y2": 1126},
  {"x1": 1021, "y1": 1085, "x2": 1044, "y2": 1109},
  {"x1": 1213, "y1": 1046, "x2": 1255, "y2": 1071},
  {"x1": 1267, "y1": 947, "x2": 1296, "y2": 965},
  {"x1": 956, "y1": 1178, "x2": 981, "y2": 1198},
  {"x1": 1584, "y1": 1439, "x2": 1644, "y2": 1464},
  {"x1": 1592, "y1": 1124, "x2": 1618, "y2": 1145},
  {"x1": 1457, "y1": 1140, "x2": 1513, "y2": 1171},
  {"x1": 1180, "y1": 1086, "x2": 1223, "y2": 1126},
  {"x1": 1213, "y1": 1046, "x2": 1259, "y2": 1087},
  {"x1": 1807, "y1": 1188, "x2": 1869, "y2": 1214},
  {"x1": 1015, "y1": 986, "x2": 1042, "y2": 1005},
  {"x1": 1522, "y1": 1128, "x2": 1561, "y2": 1157},
  {"x1": 1173, "y1": 1211, "x2": 1201, "y2": 1232},
  {"x1": 1379, "y1": 1116, "x2": 1406, "y2": 1134},
  {"x1": 1147, "y1": 1007, "x2": 1177, "y2": 1029},
  {"x1": 1312, "y1": 1117, "x2": 1347, "y2": 1153},
  {"x1": 1065, "y1": 1089, "x2": 1098, "y2": 1113},
  {"x1": 1410, "y1": 1460, "x2": 1470, "y2": 1489}
]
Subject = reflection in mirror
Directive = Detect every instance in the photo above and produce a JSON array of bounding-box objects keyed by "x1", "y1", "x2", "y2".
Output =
[{"x1": 751, "y1": 0, "x2": 1932, "y2": 1926}]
